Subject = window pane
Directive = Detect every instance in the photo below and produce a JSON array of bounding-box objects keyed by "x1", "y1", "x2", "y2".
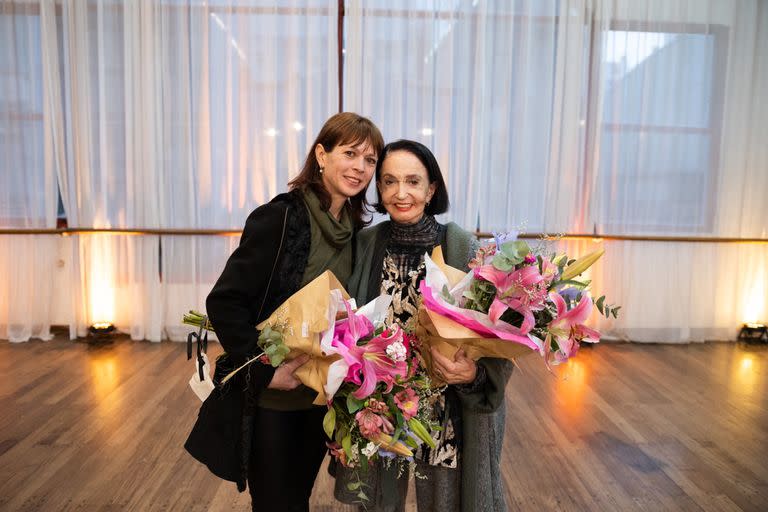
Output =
[{"x1": 597, "y1": 29, "x2": 722, "y2": 233}]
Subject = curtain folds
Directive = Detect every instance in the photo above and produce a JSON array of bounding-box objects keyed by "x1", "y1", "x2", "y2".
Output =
[
  {"x1": 0, "y1": 5, "x2": 56, "y2": 342},
  {"x1": 343, "y1": 0, "x2": 768, "y2": 342},
  {"x1": 2, "y1": 0, "x2": 339, "y2": 341},
  {"x1": 0, "y1": 0, "x2": 765, "y2": 343}
]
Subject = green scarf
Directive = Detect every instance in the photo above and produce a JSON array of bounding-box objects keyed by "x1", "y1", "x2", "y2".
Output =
[{"x1": 300, "y1": 189, "x2": 354, "y2": 287}]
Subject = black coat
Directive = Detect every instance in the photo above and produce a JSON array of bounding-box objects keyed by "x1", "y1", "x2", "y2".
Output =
[{"x1": 185, "y1": 190, "x2": 311, "y2": 491}]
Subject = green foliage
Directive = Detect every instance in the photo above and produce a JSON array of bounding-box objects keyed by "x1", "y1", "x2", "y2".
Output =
[
  {"x1": 342, "y1": 433, "x2": 353, "y2": 460},
  {"x1": 596, "y1": 295, "x2": 606, "y2": 314},
  {"x1": 323, "y1": 408, "x2": 336, "y2": 439},
  {"x1": 440, "y1": 284, "x2": 456, "y2": 305},
  {"x1": 257, "y1": 325, "x2": 290, "y2": 367},
  {"x1": 492, "y1": 240, "x2": 530, "y2": 271},
  {"x1": 463, "y1": 278, "x2": 497, "y2": 313},
  {"x1": 557, "y1": 279, "x2": 591, "y2": 290},
  {"x1": 595, "y1": 295, "x2": 621, "y2": 319},
  {"x1": 346, "y1": 395, "x2": 365, "y2": 414},
  {"x1": 182, "y1": 310, "x2": 214, "y2": 331}
]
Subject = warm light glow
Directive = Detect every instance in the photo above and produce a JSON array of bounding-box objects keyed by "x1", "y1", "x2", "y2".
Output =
[
  {"x1": 265, "y1": 128, "x2": 278, "y2": 137},
  {"x1": 420, "y1": 128, "x2": 434, "y2": 136},
  {"x1": 742, "y1": 265, "x2": 765, "y2": 324},
  {"x1": 292, "y1": 121, "x2": 304, "y2": 132},
  {"x1": 730, "y1": 353, "x2": 760, "y2": 396},
  {"x1": 557, "y1": 359, "x2": 588, "y2": 419},
  {"x1": 88, "y1": 235, "x2": 116, "y2": 326},
  {"x1": 90, "y1": 355, "x2": 119, "y2": 406}
]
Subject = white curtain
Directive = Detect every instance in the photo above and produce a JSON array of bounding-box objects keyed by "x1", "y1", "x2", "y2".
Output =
[
  {"x1": 0, "y1": 4, "x2": 57, "y2": 342},
  {"x1": 344, "y1": 0, "x2": 768, "y2": 342},
  {"x1": 2, "y1": 0, "x2": 339, "y2": 342},
  {"x1": 158, "y1": 1, "x2": 340, "y2": 341},
  {"x1": 2, "y1": 0, "x2": 765, "y2": 343}
]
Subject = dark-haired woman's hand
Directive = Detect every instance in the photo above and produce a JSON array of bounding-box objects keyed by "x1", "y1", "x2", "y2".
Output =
[{"x1": 430, "y1": 347, "x2": 477, "y2": 384}]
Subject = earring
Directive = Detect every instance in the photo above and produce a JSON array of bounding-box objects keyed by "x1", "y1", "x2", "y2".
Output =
[{"x1": 319, "y1": 167, "x2": 324, "y2": 174}]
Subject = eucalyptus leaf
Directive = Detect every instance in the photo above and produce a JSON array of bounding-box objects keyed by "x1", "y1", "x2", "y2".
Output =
[
  {"x1": 500, "y1": 240, "x2": 530, "y2": 262},
  {"x1": 492, "y1": 253, "x2": 514, "y2": 271}
]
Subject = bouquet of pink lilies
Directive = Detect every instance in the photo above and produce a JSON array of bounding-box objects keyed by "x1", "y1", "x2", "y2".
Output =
[
  {"x1": 323, "y1": 296, "x2": 437, "y2": 486},
  {"x1": 418, "y1": 234, "x2": 619, "y2": 370}
]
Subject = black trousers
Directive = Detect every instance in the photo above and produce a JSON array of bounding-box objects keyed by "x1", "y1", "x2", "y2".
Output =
[{"x1": 248, "y1": 406, "x2": 328, "y2": 512}]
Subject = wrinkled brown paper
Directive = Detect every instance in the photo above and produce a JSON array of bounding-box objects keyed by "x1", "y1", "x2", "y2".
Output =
[
  {"x1": 256, "y1": 270, "x2": 349, "y2": 405},
  {"x1": 416, "y1": 247, "x2": 533, "y2": 386}
]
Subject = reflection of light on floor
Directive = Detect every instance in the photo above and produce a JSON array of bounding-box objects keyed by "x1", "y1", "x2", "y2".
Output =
[
  {"x1": 557, "y1": 359, "x2": 588, "y2": 419},
  {"x1": 90, "y1": 356, "x2": 119, "y2": 408},
  {"x1": 730, "y1": 354, "x2": 758, "y2": 396}
]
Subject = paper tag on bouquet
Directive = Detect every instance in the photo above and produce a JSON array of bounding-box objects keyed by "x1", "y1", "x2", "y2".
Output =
[{"x1": 189, "y1": 352, "x2": 215, "y2": 402}]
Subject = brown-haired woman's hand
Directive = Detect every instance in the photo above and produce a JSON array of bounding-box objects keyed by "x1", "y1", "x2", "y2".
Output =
[{"x1": 267, "y1": 354, "x2": 310, "y2": 390}]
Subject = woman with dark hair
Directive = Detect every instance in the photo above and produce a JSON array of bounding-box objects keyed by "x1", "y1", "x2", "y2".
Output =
[
  {"x1": 185, "y1": 112, "x2": 384, "y2": 512},
  {"x1": 334, "y1": 140, "x2": 512, "y2": 512}
]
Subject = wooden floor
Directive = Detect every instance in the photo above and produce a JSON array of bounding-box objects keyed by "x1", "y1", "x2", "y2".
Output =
[{"x1": 1, "y1": 335, "x2": 766, "y2": 511}]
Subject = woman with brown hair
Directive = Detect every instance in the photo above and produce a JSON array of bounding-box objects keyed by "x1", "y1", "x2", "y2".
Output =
[{"x1": 185, "y1": 112, "x2": 384, "y2": 512}]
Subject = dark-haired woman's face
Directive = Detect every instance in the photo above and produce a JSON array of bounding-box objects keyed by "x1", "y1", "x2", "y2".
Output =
[{"x1": 377, "y1": 150, "x2": 436, "y2": 225}]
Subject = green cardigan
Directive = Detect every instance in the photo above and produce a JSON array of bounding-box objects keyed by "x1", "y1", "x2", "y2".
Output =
[{"x1": 338, "y1": 220, "x2": 513, "y2": 512}]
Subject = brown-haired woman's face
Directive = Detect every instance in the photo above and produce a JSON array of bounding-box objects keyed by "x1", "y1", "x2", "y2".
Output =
[
  {"x1": 377, "y1": 150, "x2": 436, "y2": 225},
  {"x1": 315, "y1": 141, "x2": 377, "y2": 201}
]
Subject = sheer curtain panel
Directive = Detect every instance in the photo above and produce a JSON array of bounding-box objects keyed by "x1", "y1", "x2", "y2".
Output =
[
  {"x1": 344, "y1": 0, "x2": 768, "y2": 342},
  {"x1": 35, "y1": 0, "x2": 339, "y2": 341},
  {"x1": 0, "y1": 5, "x2": 57, "y2": 342}
]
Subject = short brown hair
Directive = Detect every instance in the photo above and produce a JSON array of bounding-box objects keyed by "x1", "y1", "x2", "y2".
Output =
[{"x1": 289, "y1": 112, "x2": 384, "y2": 228}]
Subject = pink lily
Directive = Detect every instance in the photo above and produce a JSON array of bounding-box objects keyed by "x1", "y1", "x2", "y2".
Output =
[
  {"x1": 540, "y1": 259, "x2": 559, "y2": 286},
  {"x1": 547, "y1": 292, "x2": 601, "y2": 363},
  {"x1": 474, "y1": 264, "x2": 549, "y2": 333},
  {"x1": 333, "y1": 323, "x2": 410, "y2": 399}
]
